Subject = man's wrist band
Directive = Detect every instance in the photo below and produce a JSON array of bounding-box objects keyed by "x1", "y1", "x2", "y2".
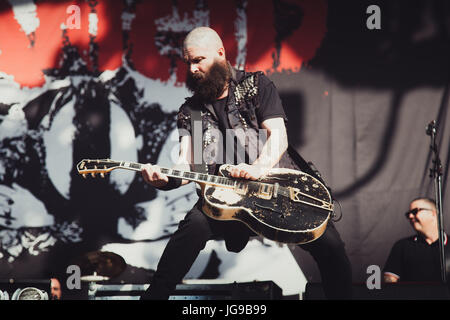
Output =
[{"x1": 155, "y1": 177, "x2": 182, "y2": 191}]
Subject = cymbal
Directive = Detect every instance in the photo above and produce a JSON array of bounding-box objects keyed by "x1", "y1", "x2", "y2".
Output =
[
  {"x1": 72, "y1": 251, "x2": 126, "y2": 278},
  {"x1": 80, "y1": 274, "x2": 110, "y2": 282}
]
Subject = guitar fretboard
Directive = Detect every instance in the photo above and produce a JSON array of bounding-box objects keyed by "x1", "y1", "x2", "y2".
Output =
[{"x1": 119, "y1": 161, "x2": 239, "y2": 188}]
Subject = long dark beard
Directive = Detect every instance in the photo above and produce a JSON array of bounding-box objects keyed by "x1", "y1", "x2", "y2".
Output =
[{"x1": 186, "y1": 60, "x2": 231, "y2": 103}]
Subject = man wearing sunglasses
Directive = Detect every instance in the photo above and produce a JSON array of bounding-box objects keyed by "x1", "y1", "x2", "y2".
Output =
[{"x1": 383, "y1": 197, "x2": 447, "y2": 283}]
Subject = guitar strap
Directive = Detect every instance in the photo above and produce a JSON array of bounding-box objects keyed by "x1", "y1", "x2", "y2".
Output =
[
  {"x1": 190, "y1": 109, "x2": 207, "y2": 197},
  {"x1": 190, "y1": 109, "x2": 207, "y2": 174}
]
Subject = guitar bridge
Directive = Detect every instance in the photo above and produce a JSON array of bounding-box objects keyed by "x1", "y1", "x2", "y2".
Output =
[{"x1": 289, "y1": 187, "x2": 334, "y2": 211}]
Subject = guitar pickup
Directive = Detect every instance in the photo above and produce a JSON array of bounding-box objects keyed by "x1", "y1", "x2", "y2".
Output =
[
  {"x1": 273, "y1": 183, "x2": 279, "y2": 198},
  {"x1": 258, "y1": 183, "x2": 272, "y2": 200},
  {"x1": 234, "y1": 181, "x2": 248, "y2": 195}
]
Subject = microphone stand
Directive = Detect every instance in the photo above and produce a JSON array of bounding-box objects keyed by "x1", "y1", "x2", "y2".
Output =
[{"x1": 426, "y1": 120, "x2": 446, "y2": 283}]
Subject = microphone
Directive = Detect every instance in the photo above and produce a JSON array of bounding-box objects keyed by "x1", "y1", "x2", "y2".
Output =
[{"x1": 426, "y1": 120, "x2": 436, "y2": 136}]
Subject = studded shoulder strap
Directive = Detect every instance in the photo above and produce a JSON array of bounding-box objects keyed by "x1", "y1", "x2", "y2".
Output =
[{"x1": 233, "y1": 72, "x2": 261, "y2": 107}]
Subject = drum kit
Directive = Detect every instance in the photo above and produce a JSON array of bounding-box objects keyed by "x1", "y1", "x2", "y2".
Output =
[{"x1": 71, "y1": 250, "x2": 127, "y2": 283}]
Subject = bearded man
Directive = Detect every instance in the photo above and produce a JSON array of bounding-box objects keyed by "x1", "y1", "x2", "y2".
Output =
[{"x1": 140, "y1": 27, "x2": 352, "y2": 300}]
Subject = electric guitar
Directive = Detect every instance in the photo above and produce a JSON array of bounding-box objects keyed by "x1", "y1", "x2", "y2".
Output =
[{"x1": 76, "y1": 159, "x2": 334, "y2": 244}]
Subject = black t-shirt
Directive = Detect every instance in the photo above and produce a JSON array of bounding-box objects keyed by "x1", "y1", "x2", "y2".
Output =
[
  {"x1": 212, "y1": 96, "x2": 229, "y2": 132},
  {"x1": 255, "y1": 74, "x2": 287, "y2": 125},
  {"x1": 211, "y1": 75, "x2": 287, "y2": 166},
  {"x1": 211, "y1": 74, "x2": 287, "y2": 130},
  {"x1": 383, "y1": 234, "x2": 447, "y2": 282}
]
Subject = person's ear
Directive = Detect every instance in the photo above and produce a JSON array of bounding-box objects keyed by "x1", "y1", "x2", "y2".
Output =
[
  {"x1": 218, "y1": 47, "x2": 225, "y2": 58},
  {"x1": 432, "y1": 209, "x2": 438, "y2": 217}
]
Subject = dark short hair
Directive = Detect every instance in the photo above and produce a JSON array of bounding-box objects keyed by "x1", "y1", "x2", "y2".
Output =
[{"x1": 411, "y1": 197, "x2": 436, "y2": 209}]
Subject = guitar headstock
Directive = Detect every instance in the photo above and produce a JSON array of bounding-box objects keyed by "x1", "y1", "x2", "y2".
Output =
[{"x1": 76, "y1": 159, "x2": 121, "y2": 178}]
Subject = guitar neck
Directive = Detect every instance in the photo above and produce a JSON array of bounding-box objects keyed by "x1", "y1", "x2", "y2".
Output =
[
  {"x1": 78, "y1": 159, "x2": 335, "y2": 213},
  {"x1": 117, "y1": 161, "x2": 237, "y2": 188}
]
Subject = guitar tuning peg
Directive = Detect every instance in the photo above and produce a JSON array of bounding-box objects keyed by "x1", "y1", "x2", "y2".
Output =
[
  {"x1": 100, "y1": 173, "x2": 105, "y2": 178},
  {"x1": 91, "y1": 172, "x2": 96, "y2": 178},
  {"x1": 82, "y1": 174, "x2": 87, "y2": 179}
]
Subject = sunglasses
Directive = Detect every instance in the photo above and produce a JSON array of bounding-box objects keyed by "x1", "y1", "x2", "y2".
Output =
[{"x1": 404, "y1": 208, "x2": 431, "y2": 218}]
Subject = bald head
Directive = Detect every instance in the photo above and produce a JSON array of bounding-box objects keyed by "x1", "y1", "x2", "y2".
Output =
[
  {"x1": 183, "y1": 27, "x2": 224, "y2": 52},
  {"x1": 183, "y1": 26, "x2": 227, "y2": 78}
]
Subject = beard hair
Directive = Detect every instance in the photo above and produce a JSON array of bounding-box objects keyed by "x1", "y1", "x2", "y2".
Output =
[{"x1": 185, "y1": 60, "x2": 231, "y2": 103}]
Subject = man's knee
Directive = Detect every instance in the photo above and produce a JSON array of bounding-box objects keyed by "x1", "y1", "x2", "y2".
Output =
[{"x1": 178, "y1": 209, "x2": 212, "y2": 244}]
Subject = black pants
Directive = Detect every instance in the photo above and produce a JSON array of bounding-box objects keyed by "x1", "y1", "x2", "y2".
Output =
[{"x1": 140, "y1": 202, "x2": 352, "y2": 300}]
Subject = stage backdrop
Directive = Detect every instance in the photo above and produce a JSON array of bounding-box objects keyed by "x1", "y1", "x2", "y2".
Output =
[{"x1": 0, "y1": 0, "x2": 449, "y2": 296}]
